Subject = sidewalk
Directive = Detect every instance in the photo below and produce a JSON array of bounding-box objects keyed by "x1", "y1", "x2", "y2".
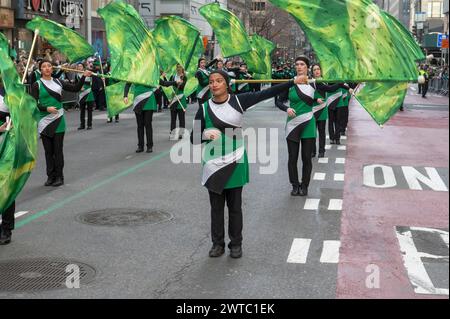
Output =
[{"x1": 336, "y1": 92, "x2": 449, "y2": 298}]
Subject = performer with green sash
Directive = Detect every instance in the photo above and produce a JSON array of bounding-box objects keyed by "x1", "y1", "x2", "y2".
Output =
[
  {"x1": 191, "y1": 69, "x2": 307, "y2": 259},
  {"x1": 31, "y1": 60, "x2": 91, "y2": 187},
  {"x1": 77, "y1": 63, "x2": 95, "y2": 130},
  {"x1": 168, "y1": 64, "x2": 188, "y2": 140}
]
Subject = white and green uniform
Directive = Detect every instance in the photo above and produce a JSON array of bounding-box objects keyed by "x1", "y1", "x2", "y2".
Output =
[
  {"x1": 132, "y1": 84, "x2": 157, "y2": 112},
  {"x1": 78, "y1": 75, "x2": 94, "y2": 104},
  {"x1": 195, "y1": 68, "x2": 210, "y2": 102},
  {"x1": 192, "y1": 80, "x2": 295, "y2": 194},
  {"x1": 313, "y1": 82, "x2": 344, "y2": 121},
  {"x1": 0, "y1": 93, "x2": 9, "y2": 137},
  {"x1": 337, "y1": 86, "x2": 351, "y2": 108},
  {"x1": 34, "y1": 77, "x2": 85, "y2": 137},
  {"x1": 168, "y1": 74, "x2": 187, "y2": 110},
  {"x1": 284, "y1": 84, "x2": 318, "y2": 142}
]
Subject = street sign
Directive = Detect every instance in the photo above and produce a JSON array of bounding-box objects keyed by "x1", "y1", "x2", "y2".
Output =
[
  {"x1": 415, "y1": 12, "x2": 427, "y2": 22},
  {"x1": 416, "y1": 22, "x2": 424, "y2": 30}
]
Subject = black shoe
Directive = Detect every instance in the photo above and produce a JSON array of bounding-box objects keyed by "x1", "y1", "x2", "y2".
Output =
[
  {"x1": 291, "y1": 185, "x2": 300, "y2": 196},
  {"x1": 209, "y1": 245, "x2": 225, "y2": 258},
  {"x1": 52, "y1": 177, "x2": 64, "y2": 187},
  {"x1": 341, "y1": 131, "x2": 346, "y2": 136},
  {"x1": 318, "y1": 152, "x2": 325, "y2": 158},
  {"x1": 77, "y1": 126, "x2": 85, "y2": 130},
  {"x1": 87, "y1": 126, "x2": 92, "y2": 130},
  {"x1": 107, "y1": 119, "x2": 112, "y2": 123},
  {"x1": 399, "y1": 106, "x2": 404, "y2": 111},
  {"x1": 335, "y1": 140, "x2": 341, "y2": 145},
  {"x1": 136, "y1": 148, "x2": 144, "y2": 153},
  {"x1": 115, "y1": 119, "x2": 119, "y2": 123},
  {"x1": 0, "y1": 229, "x2": 11, "y2": 245},
  {"x1": 44, "y1": 178, "x2": 55, "y2": 186},
  {"x1": 229, "y1": 245, "x2": 242, "y2": 259},
  {"x1": 311, "y1": 153, "x2": 316, "y2": 158},
  {"x1": 178, "y1": 135, "x2": 183, "y2": 140},
  {"x1": 146, "y1": 147, "x2": 153, "y2": 153},
  {"x1": 330, "y1": 140, "x2": 336, "y2": 145},
  {"x1": 299, "y1": 184, "x2": 308, "y2": 197}
]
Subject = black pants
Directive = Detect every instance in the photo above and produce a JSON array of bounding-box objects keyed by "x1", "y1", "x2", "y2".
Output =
[
  {"x1": 1, "y1": 201, "x2": 15, "y2": 232},
  {"x1": 208, "y1": 187, "x2": 243, "y2": 248},
  {"x1": 93, "y1": 89, "x2": 106, "y2": 110},
  {"x1": 170, "y1": 108, "x2": 185, "y2": 132},
  {"x1": 313, "y1": 120, "x2": 327, "y2": 155},
  {"x1": 422, "y1": 82, "x2": 429, "y2": 97},
  {"x1": 135, "y1": 110, "x2": 153, "y2": 148},
  {"x1": 287, "y1": 138, "x2": 315, "y2": 187},
  {"x1": 155, "y1": 88, "x2": 162, "y2": 111},
  {"x1": 341, "y1": 106, "x2": 349, "y2": 133},
  {"x1": 79, "y1": 100, "x2": 94, "y2": 127},
  {"x1": 328, "y1": 107, "x2": 346, "y2": 141},
  {"x1": 418, "y1": 84, "x2": 422, "y2": 94},
  {"x1": 42, "y1": 133, "x2": 65, "y2": 180}
]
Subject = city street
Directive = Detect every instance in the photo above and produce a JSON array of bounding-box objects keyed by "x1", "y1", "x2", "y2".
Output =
[{"x1": 0, "y1": 85, "x2": 448, "y2": 299}]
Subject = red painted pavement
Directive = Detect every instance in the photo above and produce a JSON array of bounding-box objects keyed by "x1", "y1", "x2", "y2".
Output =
[{"x1": 336, "y1": 93, "x2": 449, "y2": 299}]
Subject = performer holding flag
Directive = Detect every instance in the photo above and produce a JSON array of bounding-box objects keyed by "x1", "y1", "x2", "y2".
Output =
[
  {"x1": 31, "y1": 60, "x2": 92, "y2": 187},
  {"x1": 77, "y1": 62, "x2": 95, "y2": 130},
  {"x1": 195, "y1": 58, "x2": 217, "y2": 109},
  {"x1": 0, "y1": 87, "x2": 13, "y2": 245},
  {"x1": 191, "y1": 69, "x2": 307, "y2": 259},
  {"x1": 169, "y1": 64, "x2": 188, "y2": 140}
]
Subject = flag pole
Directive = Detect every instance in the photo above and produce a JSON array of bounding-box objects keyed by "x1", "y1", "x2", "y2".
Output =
[
  {"x1": 22, "y1": 29, "x2": 39, "y2": 84},
  {"x1": 55, "y1": 65, "x2": 110, "y2": 78},
  {"x1": 232, "y1": 78, "x2": 422, "y2": 84},
  {"x1": 170, "y1": 87, "x2": 186, "y2": 112}
]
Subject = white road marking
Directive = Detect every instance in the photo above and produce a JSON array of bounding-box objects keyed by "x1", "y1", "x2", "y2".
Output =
[
  {"x1": 313, "y1": 173, "x2": 326, "y2": 181},
  {"x1": 396, "y1": 229, "x2": 449, "y2": 295},
  {"x1": 304, "y1": 199, "x2": 320, "y2": 210},
  {"x1": 334, "y1": 173, "x2": 345, "y2": 181},
  {"x1": 328, "y1": 199, "x2": 343, "y2": 211},
  {"x1": 335, "y1": 158, "x2": 345, "y2": 164},
  {"x1": 337, "y1": 145, "x2": 347, "y2": 150},
  {"x1": 287, "y1": 238, "x2": 311, "y2": 264},
  {"x1": 325, "y1": 145, "x2": 332, "y2": 150},
  {"x1": 320, "y1": 240, "x2": 341, "y2": 263},
  {"x1": 318, "y1": 158, "x2": 329, "y2": 164},
  {"x1": 0, "y1": 211, "x2": 30, "y2": 222}
]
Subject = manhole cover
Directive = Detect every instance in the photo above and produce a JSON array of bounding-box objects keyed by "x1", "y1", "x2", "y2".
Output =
[
  {"x1": 0, "y1": 258, "x2": 96, "y2": 292},
  {"x1": 76, "y1": 208, "x2": 172, "y2": 227}
]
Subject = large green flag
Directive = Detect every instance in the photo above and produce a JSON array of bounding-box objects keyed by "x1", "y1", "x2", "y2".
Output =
[
  {"x1": 105, "y1": 82, "x2": 134, "y2": 118},
  {"x1": 152, "y1": 15, "x2": 204, "y2": 98},
  {"x1": 199, "y1": 2, "x2": 252, "y2": 58},
  {"x1": 0, "y1": 34, "x2": 39, "y2": 214},
  {"x1": 352, "y1": 82, "x2": 408, "y2": 126},
  {"x1": 26, "y1": 16, "x2": 95, "y2": 62},
  {"x1": 248, "y1": 35, "x2": 276, "y2": 79},
  {"x1": 98, "y1": 0, "x2": 160, "y2": 87},
  {"x1": 269, "y1": 0, "x2": 425, "y2": 82}
]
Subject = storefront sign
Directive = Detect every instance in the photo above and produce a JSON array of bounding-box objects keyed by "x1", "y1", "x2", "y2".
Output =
[{"x1": 24, "y1": 0, "x2": 84, "y2": 18}]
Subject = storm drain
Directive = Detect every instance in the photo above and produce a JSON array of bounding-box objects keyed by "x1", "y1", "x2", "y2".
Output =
[
  {"x1": 0, "y1": 258, "x2": 96, "y2": 292},
  {"x1": 76, "y1": 208, "x2": 172, "y2": 227}
]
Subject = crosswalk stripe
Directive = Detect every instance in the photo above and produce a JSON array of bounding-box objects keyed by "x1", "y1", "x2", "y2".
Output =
[
  {"x1": 287, "y1": 238, "x2": 311, "y2": 264},
  {"x1": 320, "y1": 240, "x2": 341, "y2": 263}
]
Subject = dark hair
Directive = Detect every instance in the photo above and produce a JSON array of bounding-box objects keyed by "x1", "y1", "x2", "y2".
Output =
[
  {"x1": 295, "y1": 56, "x2": 310, "y2": 68},
  {"x1": 209, "y1": 70, "x2": 232, "y2": 94},
  {"x1": 240, "y1": 63, "x2": 247, "y2": 67},
  {"x1": 198, "y1": 57, "x2": 206, "y2": 68},
  {"x1": 39, "y1": 59, "x2": 53, "y2": 70}
]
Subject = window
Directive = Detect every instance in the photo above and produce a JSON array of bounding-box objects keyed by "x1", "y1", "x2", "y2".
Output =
[
  {"x1": 251, "y1": 1, "x2": 266, "y2": 12},
  {"x1": 427, "y1": 1, "x2": 444, "y2": 18},
  {"x1": 0, "y1": 0, "x2": 11, "y2": 7}
]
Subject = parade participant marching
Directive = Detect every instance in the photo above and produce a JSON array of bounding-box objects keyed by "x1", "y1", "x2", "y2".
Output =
[
  {"x1": 335, "y1": 83, "x2": 353, "y2": 141},
  {"x1": 195, "y1": 58, "x2": 217, "y2": 109},
  {"x1": 310, "y1": 64, "x2": 347, "y2": 158},
  {"x1": 76, "y1": 63, "x2": 95, "y2": 130},
  {"x1": 0, "y1": 87, "x2": 13, "y2": 245},
  {"x1": 236, "y1": 63, "x2": 252, "y2": 93},
  {"x1": 32, "y1": 60, "x2": 92, "y2": 187},
  {"x1": 275, "y1": 56, "x2": 324, "y2": 197},
  {"x1": 191, "y1": 69, "x2": 307, "y2": 259},
  {"x1": 224, "y1": 60, "x2": 239, "y2": 93},
  {"x1": 169, "y1": 64, "x2": 188, "y2": 140},
  {"x1": 124, "y1": 77, "x2": 179, "y2": 153}
]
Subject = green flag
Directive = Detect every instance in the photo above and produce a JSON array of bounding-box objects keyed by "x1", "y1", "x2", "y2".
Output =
[
  {"x1": 26, "y1": 16, "x2": 95, "y2": 62},
  {"x1": 152, "y1": 15, "x2": 204, "y2": 98},
  {"x1": 98, "y1": 0, "x2": 160, "y2": 87},
  {"x1": 105, "y1": 81, "x2": 134, "y2": 118},
  {"x1": 199, "y1": 2, "x2": 252, "y2": 58},
  {"x1": 0, "y1": 34, "x2": 39, "y2": 214},
  {"x1": 352, "y1": 82, "x2": 408, "y2": 126},
  {"x1": 247, "y1": 35, "x2": 276, "y2": 79},
  {"x1": 269, "y1": 0, "x2": 425, "y2": 82}
]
